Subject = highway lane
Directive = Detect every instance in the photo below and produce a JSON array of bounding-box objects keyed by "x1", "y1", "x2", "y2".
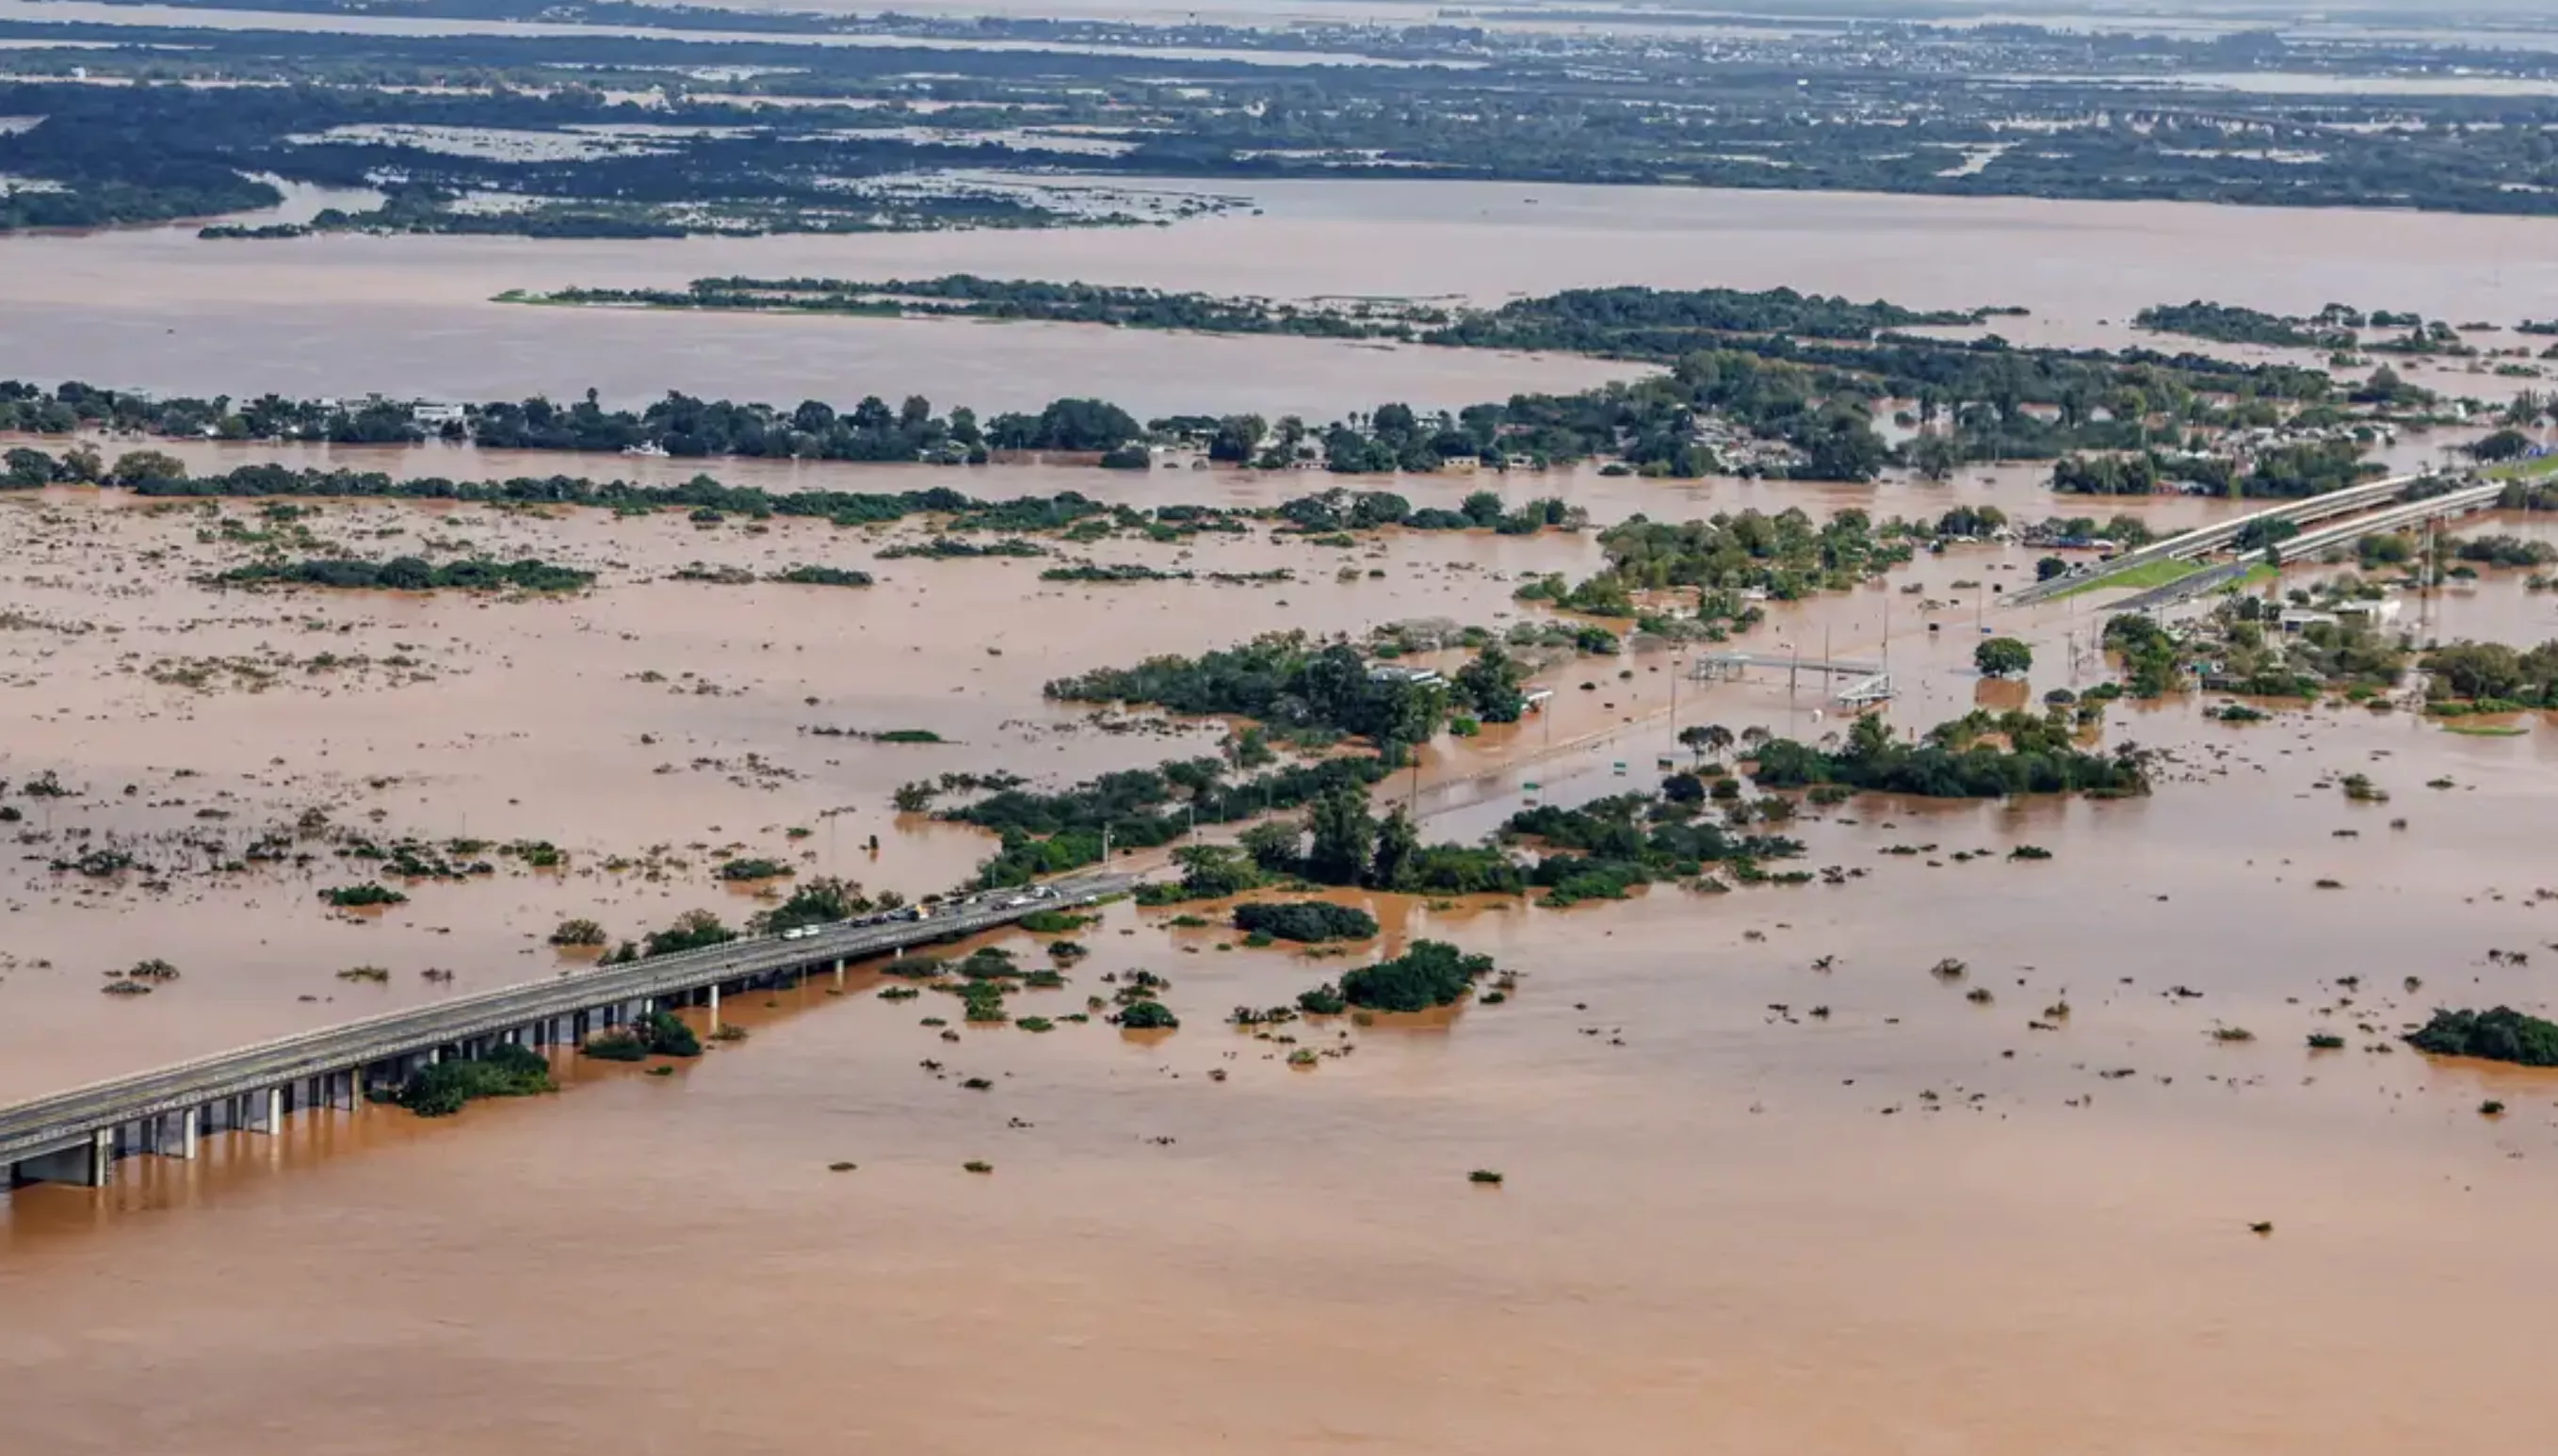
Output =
[
  {"x1": 0, "y1": 874, "x2": 1134, "y2": 1167},
  {"x1": 2010, "y1": 472, "x2": 2434, "y2": 607}
]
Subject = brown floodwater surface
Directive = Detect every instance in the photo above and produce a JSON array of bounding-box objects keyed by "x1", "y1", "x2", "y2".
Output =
[
  {"x1": 6, "y1": 422, "x2": 2558, "y2": 1445},
  {"x1": 8, "y1": 179, "x2": 2556, "y2": 412}
]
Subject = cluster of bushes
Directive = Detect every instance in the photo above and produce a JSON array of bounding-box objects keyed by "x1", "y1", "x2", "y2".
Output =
[
  {"x1": 1525, "y1": 507, "x2": 1911, "y2": 620},
  {"x1": 1114, "y1": 1000, "x2": 1178, "y2": 1029},
  {"x1": 603, "y1": 910, "x2": 739, "y2": 963},
  {"x1": 397, "y1": 1043, "x2": 555, "y2": 1116},
  {"x1": 584, "y1": 1010, "x2": 704, "y2": 1061},
  {"x1": 769, "y1": 565, "x2": 874, "y2": 586},
  {"x1": 1749, "y1": 710, "x2": 2149, "y2": 800},
  {"x1": 1231, "y1": 901, "x2": 1380, "y2": 943},
  {"x1": 2405, "y1": 1006, "x2": 2558, "y2": 1066},
  {"x1": 950, "y1": 753, "x2": 1390, "y2": 887},
  {"x1": 2421, "y1": 639, "x2": 2558, "y2": 705},
  {"x1": 751, "y1": 877, "x2": 886, "y2": 935},
  {"x1": 1047, "y1": 631, "x2": 1530, "y2": 752},
  {"x1": 214, "y1": 557, "x2": 594, "y2": 592},
  {"x1": 1331, "y1": 940, "x2": 1498, "y2": 1013},
  {"x1": 1274, "y1": 487, "x2": 1576, "y2": 536},
  {"x1": 1501, "y1": 790, "x2": 1803, "y2": 904}
]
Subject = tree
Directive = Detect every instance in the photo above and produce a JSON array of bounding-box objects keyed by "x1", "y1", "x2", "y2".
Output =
[
  {"x1": 1238, "y1": 819, "x2": 1303, "y2": 875},
  {"x1": 1974, "y1": 638, "x2": 2033, "y2": 678},
  {"x1": 107, "y1": 449, "x2": 186, "y2": 486},
  {"x1": 642, "y1": 909, "x2": 736, "y2": 957},
  {"x1": 1338, "y1": 939, "x2": 1495, "y2": 1011},
  {"x1": 752, "y1": 877, "x2": 872, "y2": 934},
  {"x1": 2, "y1": 446, "x2": 53, "y2": 488},
  {"x1": 2420, "y1": 641, "x2": 2527, "y2": 700},
  {"x1": 1303, "y1": 785, "x2": 1377, "y2": 886},
  {"x1": 2035, "y1": 556, "x2": 2069, "y2": 581},
  {"x1": 1907, "y1": 431, "x2": 1962, "y2": 482},
  {"x1": 1208, "y1": 413, "x2": 1266, "y2": 463},
  {"x1": 1369, "y1": 804, "x2": 1420, "y2": 890},
  {"x1": 1677, "y1": 723, "x2": 1735, "y2": 764},
  {"x1": 1453, "y1": 644, "x2": 1528, "y2": 723},
  {"x1": 1844, "y1": 711, "x2": 1892, "y2": 760},
  {"x1": 2469, "y1": 428, "x2": 2534, "y2": 462},
  {"x1": 1173, "y1": 843, "x2": 1263, "y2": 898}
]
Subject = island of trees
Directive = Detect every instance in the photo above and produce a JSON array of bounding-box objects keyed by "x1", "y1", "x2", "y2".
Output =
[
  {"x1": 2405, "y1": 1007, "x2": 2558, "y2": 1066},
  {"x1": 0, "y1": 270, "x2": 2420, "y2": 488}
]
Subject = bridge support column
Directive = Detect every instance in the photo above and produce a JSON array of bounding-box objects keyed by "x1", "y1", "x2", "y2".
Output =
[
  {"x1": 834, "y1": 957, "x2": 846, "y2": 989},
  {"x1": 705, "y1": 983, "x2": 720, "y2": 1031},
  {"x1": 249, "y1": 1087, "x2": 282, "y2": 1134},
  {"x1": 10, "y1": 1130, "x2": 115, "y2": 1188},
  {"x1": 173, "y1": 1108, "x2": 199, "y2": 1160}
]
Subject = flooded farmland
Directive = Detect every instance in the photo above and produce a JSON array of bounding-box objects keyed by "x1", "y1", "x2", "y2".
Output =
[
  {"x1": 6, "y1": 175, "x2": 2558, "y2": 1455},
  {"x1": 2, "y1": 453, "x2": 2558, "y2": 1451},
  {"x1": 7, "y1": 180, "x2": 2558, "y2": 413}
]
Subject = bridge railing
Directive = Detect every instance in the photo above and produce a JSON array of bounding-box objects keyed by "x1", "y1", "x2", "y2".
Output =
[{"x1": 0, "y1": 881, "x2": 1125, "y2": 1162}]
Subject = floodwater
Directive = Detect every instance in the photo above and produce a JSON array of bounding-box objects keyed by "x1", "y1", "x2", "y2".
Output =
[
  {"x1": 9, "y1": 169, "x2": 2558, "y2": 1451},
  {"x1": 4, "y1": 476, "x2": 2558, "y2": 1453},
  {"x1": 5, "y1": 177, "x2": 2555, "y2": 414}
]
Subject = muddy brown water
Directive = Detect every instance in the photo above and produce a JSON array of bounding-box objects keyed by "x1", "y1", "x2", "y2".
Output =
[
  {"x1": 6, "y1": 179, "x2": 2558, "y2": 1445},
  {"x1": 7, "y1": 178, "x2": 2556, "y2": 412},
  {"x1": 2, "y1": 469, "x2": 2557, "y2": 1451}
]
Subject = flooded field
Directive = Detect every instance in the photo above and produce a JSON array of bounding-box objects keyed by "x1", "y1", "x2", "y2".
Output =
[
  {"x1": 2, "y1": 475, "x2": 2557, "y2": 1450},
  {"x1": 5, "y1": 181, "x2": 2555, "y2": 413},
  {"x1": 8, "y1": 144, "x2": 2558, "y2": 1455}
]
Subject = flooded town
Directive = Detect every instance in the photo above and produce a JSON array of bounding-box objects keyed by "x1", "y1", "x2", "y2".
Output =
[{"x1": 6, "y1": 1, "x2": 2558, "y2": 1451}]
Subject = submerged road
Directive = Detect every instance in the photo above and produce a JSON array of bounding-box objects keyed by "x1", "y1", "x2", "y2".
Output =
[{"x1": 0, "y1": 874, "x2": 1135, "y2": 1184}]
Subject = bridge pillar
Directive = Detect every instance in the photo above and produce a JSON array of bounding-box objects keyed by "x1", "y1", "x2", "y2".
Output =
[
  {"x1": 173, "y1": 1108, "x2": 199, "y2": 1160},
  {"x1": 705, "y1": 983, "x2": 720, "y2": 1031},
  {"x1": 9, "y1": 1129, "x2": 115, "y2": 1188},
  {"x1": 834, "y1": 957, "x2": 846, "y2": 989},
  {"x1": 249, "y1": 1087, "x2": 282, "y2": 1134}
]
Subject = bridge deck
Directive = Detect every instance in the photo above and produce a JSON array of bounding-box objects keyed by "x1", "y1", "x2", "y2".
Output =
[{"x1": 0, "y1": 874, "x2": 1131, "y2": 1169}]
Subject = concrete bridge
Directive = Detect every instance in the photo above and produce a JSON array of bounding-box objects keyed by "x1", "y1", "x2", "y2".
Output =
[
  {"x1": 2010, "y1": 471, "x2": 2446, "y2": 606},
  {"x1": 2267, "y1": 480, "x2": 2503, "y2": 564},
  {"x1": 0, "y1": 875, "x2": 1130, "y2": 1190}
]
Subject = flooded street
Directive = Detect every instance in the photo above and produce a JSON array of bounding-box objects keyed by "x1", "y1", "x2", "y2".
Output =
[{"x1": 7, "y1": 182, "x2": 2558, "y2": 1454}]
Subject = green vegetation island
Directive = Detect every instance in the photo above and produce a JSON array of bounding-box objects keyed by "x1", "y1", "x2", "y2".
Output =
[
  {"x1": 0, "y1": 282, "x2": 2447, "y2": 490},
  {"x1": 2405, "y1": 1007, "x2": 2558, "y2": 1067},
  {"x1": 510, "y1": 275, "x2": 2021, "y2": 348}
]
